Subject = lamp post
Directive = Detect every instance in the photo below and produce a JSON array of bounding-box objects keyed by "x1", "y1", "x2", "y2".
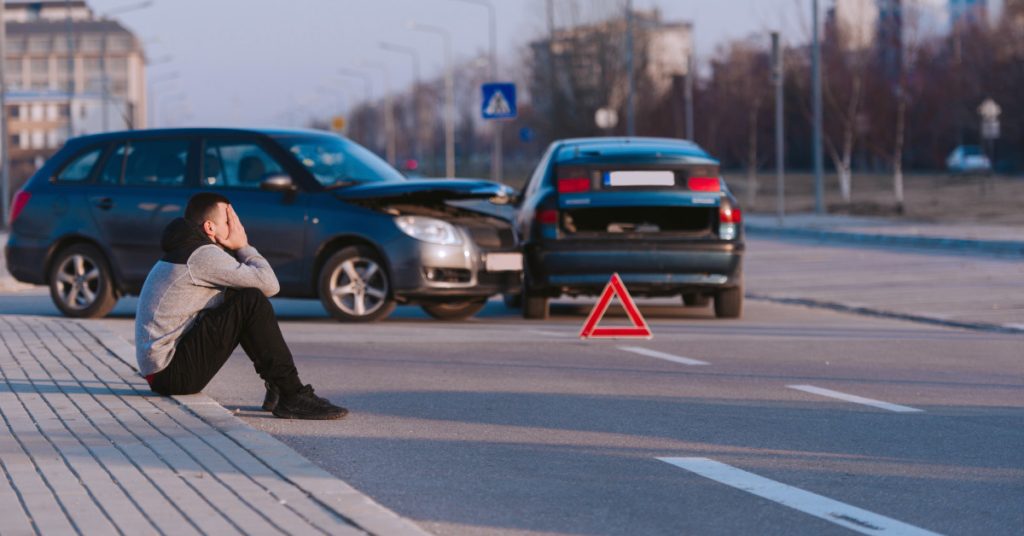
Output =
[
  {"x1": 379, "y1": 41, "x2": 422, "y2": 167},
  {"x1": 1, "y1": 0, "x2": 9, "y2": 227},
  {"x1": 450, "y1": 0, "x2": 501, "y2": 182},
  {"x1": 99, "y1": 1, "x2": 152, "y2": 132},
  {"x1": 811, "y1": 0, "x2": 824, "y2": 214},
  {"x1": 409, "y1": 21, "x2": 455, "y2": 178},
  {"x1": 362, "y1": 61, "x2": 396, "y2": 166}
]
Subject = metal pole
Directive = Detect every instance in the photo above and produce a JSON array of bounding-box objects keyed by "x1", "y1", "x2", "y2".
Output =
[
  {"x1": 684, "y1": 38, "x2": 694, "y2": 140},
  {"x1": 410, "y1": 23, "x2": 455, "y2": 177},
  {"x1": 811, "y1": 0, "x2": 825, "y2": 214},
  {"x1": 772, "y1": 31, "x2": 785, "y2": 223},
  {"x1": 65, "y1": 0, "x2": 74, "y2": 138},
  {"x1": 1, "y1": 0, "x2": 9, "y2": 227},
  {"x1": 101, "y1": 27, "x2": 108, "y2": 131},
  {"x1": 363, "y1": 62, "x2": 396, "y2": 166},
  {"x1": 625, "y1": 0, "x2": 635, "y2": 136},
  {"x1": 379, "y1": 42, "x2": 422, "y2": 167},
  {"x1": 451, "y1": 0, "x2": 500, "y2": 181}
]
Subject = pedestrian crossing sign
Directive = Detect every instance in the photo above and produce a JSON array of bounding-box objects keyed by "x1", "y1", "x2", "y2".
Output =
[{"x1": 481, "y1": 82, "x2": 517, "y2": 120}]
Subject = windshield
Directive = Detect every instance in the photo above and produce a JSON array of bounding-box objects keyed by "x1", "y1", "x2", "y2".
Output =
[{"x1": 275, "y1": 135, "x2": 406, "y2": 187}]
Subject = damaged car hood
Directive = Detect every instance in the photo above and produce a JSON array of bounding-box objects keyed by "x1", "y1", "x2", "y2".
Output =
[{"x1": 332, "y1": 179, "x2": 517, "y2": 205}]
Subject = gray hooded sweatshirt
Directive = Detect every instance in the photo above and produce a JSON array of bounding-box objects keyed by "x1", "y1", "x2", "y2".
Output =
[{"x1": 134, "y1": 218, "x2": 279, "y2": 377}]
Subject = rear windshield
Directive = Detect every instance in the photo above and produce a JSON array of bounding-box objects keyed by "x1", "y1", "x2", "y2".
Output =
[{"x1": 273, "y1": 135, "x2": 405, "y2": 187}]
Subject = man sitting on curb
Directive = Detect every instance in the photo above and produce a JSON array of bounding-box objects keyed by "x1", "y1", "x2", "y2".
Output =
[{"x1": 135, "y1": 192, "x2": 346, "y2": 420}]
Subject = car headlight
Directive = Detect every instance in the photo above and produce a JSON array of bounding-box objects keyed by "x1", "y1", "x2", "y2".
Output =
[{"x1": 394, "y1": 216, "x2": 463, "y2": 245}]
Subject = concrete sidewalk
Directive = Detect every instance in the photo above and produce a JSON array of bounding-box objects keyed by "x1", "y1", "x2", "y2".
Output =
[
  {"x1": 745, "y1": 213, "x2": 1024, "y2": 256},
  {"x1": 0, "y1": 314, "x2": 430, "y2": 535}
]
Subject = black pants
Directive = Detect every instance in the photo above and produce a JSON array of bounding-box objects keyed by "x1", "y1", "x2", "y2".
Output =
[{"x1": 150, "y1": 288, "x2": 303, "y2": 397}]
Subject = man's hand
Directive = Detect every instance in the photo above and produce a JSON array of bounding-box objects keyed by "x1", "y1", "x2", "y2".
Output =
[{"x1": 217, "y1": 205, "x2": 249, "y2": 250}]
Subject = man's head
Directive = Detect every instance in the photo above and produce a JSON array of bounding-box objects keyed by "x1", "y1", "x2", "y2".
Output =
[{"x1": 185, "y1": 192, "x2": 230, "y2": 243}]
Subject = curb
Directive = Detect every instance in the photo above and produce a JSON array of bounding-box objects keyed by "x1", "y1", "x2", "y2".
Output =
[
  {"x1": 79, "y1": 322, "x2": 433, "y2": 536},
  {"x1": 746, "y1": 224, "x2": 1024, "y2": 257},
  {"x1": 747, "y1": 293, "x2": 1024, "y2": 336}
]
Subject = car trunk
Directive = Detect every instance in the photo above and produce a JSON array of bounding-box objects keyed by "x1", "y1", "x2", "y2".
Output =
[{"x1": 554, "y1": 161, "x2": 723, "y2": 239}]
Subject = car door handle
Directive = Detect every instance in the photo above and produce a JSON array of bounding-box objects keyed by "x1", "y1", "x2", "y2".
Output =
[{"x1": 91, "y1": 197, "x2": 114, "y2": 210}]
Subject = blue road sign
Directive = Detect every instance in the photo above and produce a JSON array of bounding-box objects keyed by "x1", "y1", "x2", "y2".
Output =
[{"x1": 481, "y1": 82, "x2": 517, "y2": 120}]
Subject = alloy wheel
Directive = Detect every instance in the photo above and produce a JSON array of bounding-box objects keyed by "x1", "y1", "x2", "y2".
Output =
[{"x1": 327, "y1": 257, "x2": 389, "y2": 317}]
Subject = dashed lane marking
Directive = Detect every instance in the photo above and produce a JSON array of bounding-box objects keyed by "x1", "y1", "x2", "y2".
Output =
[
  {"x1": 658, "y1": 457, "x2": 942, "y2": 536},
  {"x1": 618, "y1": 346, "x2": 709, "y2": 366},
  {"x1": 788, "y1": 385, "x2": 924, "y2": 413}
]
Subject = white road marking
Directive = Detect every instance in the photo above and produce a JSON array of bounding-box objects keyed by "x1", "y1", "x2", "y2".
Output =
[
  {"x1": 658, "y1": 457, "x2": 942, "y2": 536},
  {"x1": 788, "y1": 385, "x2": 924, "y2": 413},
  {"x1": 526, "y1": 329, "x2": 574, "y2": 338},
  {"x1": 618, "y1": 346, "x2": 709, "y2": 366}
]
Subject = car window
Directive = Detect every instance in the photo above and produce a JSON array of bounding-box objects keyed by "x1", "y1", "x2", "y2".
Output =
[
  {"x1": 116, "y1": 139, "x2": 190, "y2": 187},
  {"x1": 202, "y1": 139, "x2": 285, "y2": 189},
  {"x1": 274, "y1": 135, "x2": 405, "y2": 187},
  {"x1": 55, "y1": 147, "x2": 102, "y2": 183}
]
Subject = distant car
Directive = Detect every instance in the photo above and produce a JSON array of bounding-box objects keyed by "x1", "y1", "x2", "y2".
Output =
[
  {"x1": 946, "y1": 145, "x2": 992, "y2": 174},
  {"x1": 5, "y1": 128, "x2": 521, "y2": 322},
  {"x1": 513, "y1": 137, "x2": 744, "y2": 319}
]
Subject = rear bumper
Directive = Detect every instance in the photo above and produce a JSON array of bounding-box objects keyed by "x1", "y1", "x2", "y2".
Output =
[
  {"x1": 527, "y1": 240, "x2": 743, "y2": 296},
  {"x1": 4, "y1": 234, "x2": 49, "y2": 285}
]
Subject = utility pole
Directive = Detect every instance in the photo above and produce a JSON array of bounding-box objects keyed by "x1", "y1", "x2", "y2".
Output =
[
  {"x1": 625, "y1": 0, "x2": 635, "y2": 136},
  {"x1": 772, "y1": 31, "x2": 785, "y2": 223},
  {"x1": 451, "y1": 0, "x2": 500, "y2": 182},
  {"x1": 685, "y1": 38, "x2": 694, "y2": 140},
  {"x1": 811, "y1": 0, "x2": 825, "y2": 214},
  {"x1": 65, "y1": 0, "x2": 74, "y2": 138},
  {"x1": 1, "y1": 0, "x2": 9, "y2": 227},
  {"x1": 409, "y1": 22, "x2": 455, "y2": 178}
]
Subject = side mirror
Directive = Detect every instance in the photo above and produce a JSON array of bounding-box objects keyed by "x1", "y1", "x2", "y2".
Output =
[{"x1": 260, "y1": 174, "x2": 296, "y2": 192}]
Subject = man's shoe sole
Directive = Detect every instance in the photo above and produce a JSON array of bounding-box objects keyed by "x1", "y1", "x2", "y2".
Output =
[{"x1": 272, "y1": 408, "x2": 348, "y2": 420}]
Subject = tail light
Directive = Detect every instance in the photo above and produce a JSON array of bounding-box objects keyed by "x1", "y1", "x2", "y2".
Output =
[
  {"x1": 536, "y1": 209, "x2": 559, "y2": 225},
  {"x1": 719, "y1": 204, "x2": 741, "y2": 240},
  {"x1": 687, "y1": 177, "x2": 721, "y2": 192},
  {"x1": 556, "y1": 167, "x2": 591, "y2": 193},
  {"x1": 9, "y1": 190, "x2": 31, "y2": 226}
]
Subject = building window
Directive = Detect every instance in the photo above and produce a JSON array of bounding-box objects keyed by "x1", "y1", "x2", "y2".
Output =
[
  {"x1": 59, "y1": 104, "x2": 70, "y2": 118},
  {"x1": 8, "y1": 105, "x2": 20, "y2": 119},
  {"x1": 30, "y1": 104, "x2": 44, "y2": 121},
  {"x1": 46, "y1": 104, "x2": 59, "y2": 121},
  {"x1": 28, "y1": 36, "x2": 51, "y2": 54},
  {"x1": 31, "y1": 131, "x2": 45, "y2": 150},
  {"x1": 11, "y1": 134, "x2": 21, "y2": 148}
]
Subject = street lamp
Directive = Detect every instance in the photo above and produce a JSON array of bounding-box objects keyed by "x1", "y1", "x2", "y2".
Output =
[
  {"x1": 99, "y1": 1, "x2": 153, "y2": 131},
  {"x1": 449, "y1": 0, "x2": 503, "y2": 182},
  {"x1": 408, "y1": 21, "x2": 455, "y2": 178},
  {"x1": 362, "y1": 61, "x2": 396, "y2": 166},
  {"x1": 379, "y1": 41, "x2": 422, "y2": 166}
]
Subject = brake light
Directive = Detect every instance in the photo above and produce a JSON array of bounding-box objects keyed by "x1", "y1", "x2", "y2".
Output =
[
  {"x1": 9, "y1": 190, "x2": 31, "y2": 225},
  {"x1": 557, "y1": 177, "x2": 591, "y2": 193},
  {"x1": 719, "y1": 205, "x2": 742, "y2": 224},
  {"x1": 536, "y1": 209, "x2": 559, "y2": 225},
  {"x1": 687, "y1": 177, "x2": 721, "y2": 192}
]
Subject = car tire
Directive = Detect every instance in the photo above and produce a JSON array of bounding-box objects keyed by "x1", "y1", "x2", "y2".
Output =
[
  {"x1": 523, "y1": 293, "x2": 549, "y2": 320},
  {"x1": 682, "y1": 293, "x2": 710, "y2": 307},
  {"x1": 48, "y1": 243, "x2": 118, "y2": 319},
  {"x1": 318, "y1": 246, "x2": 396, "y2": 322},
  {"x1": 714, "y1": 286, "x2": 743, "y2": 319},
  {"x1": 421, "y1": 299, "x2": 488, "y2": 321}
]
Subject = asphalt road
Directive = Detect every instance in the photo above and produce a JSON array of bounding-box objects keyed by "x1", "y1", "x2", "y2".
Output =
[{"x1": 2, "y1": 239, "x2": 1021, "y2": 536}]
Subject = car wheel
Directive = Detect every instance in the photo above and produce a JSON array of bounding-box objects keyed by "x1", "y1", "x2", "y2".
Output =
[
  {"x1": 682, "y1": 293, "x2": 710, "y2": 307},
  {"x1": 522, "y1": 279, "x2": 550, "y2": 320},
  {"x1": 421, "y1": 299, "x2": 488, "y2": 321},
  {"x1": 714, "y1": 286, "x2": 743, "y2": 319},
  {"x1": 318, "y1": 246, "x2": 396, "y2": 322},
  {"x1": 48, "y1": 243, "x2": 118, "y2": 319}
]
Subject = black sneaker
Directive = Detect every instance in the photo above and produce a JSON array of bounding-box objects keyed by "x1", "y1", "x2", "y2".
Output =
[
  {"x1": 262, "y1": 381, "x2": 279, "y2": 412},
  {"x1": 272, "y1": 385, "x2": 348, "y2": 420}
]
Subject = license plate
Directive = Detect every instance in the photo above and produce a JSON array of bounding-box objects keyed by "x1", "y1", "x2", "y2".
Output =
[
  {"x1": 485, "y1": 252, "x2": 522, "y2": 272},
  {"x1": 604, "y1": 170, "x2": 675, "y2": 187}
]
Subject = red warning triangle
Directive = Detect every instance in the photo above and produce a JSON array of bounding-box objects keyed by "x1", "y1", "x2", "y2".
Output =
[{"x1": 579, "y1": 273, "x2": 652, "y2": 339}]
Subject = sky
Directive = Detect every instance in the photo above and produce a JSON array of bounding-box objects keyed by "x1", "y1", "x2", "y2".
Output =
[{"x1": 86, "y1": 0, "x2": 815, "y2": 128}]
